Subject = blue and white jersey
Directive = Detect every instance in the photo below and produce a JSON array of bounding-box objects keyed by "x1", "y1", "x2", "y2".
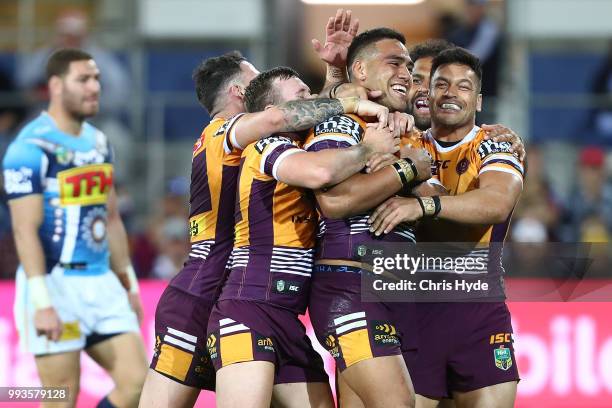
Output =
[{"x1": 3, "y1": 112, "x2": 114, "y2": 276}]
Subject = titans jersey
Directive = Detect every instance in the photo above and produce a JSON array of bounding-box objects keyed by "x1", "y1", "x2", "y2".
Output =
[
  {"x1": 3, "y1": 112, "x2": 113, "y2": 275},
  {"x1": 304, "y1": 114, "x2": 416, "y2": 263},
  {"x1": 169, "y1": 114, "x2": 245, "y2": 299},
  {"x1": 219, "y1": 135, "x2": 317, "y2": 313}
]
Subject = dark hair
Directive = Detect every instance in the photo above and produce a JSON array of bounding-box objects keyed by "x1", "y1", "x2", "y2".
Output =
[
  {"x1": 192, "y1": 51, "x2": 246, "y2": 115},
  {"x1": 347, "y1": 28, "x2": 406, "y2": 76},
  {"x1": 244, "y1": 66, "x2": 299, "y2": 113},
  {"x1": 430, "y1": 47, "x2": 482, "y2": 90},
  {"x1": 46, "y1": 48, "x2": 93, "y2": 80},
  {"x1": 410, "y1": 39, "x2": 454, "y2": 63}
]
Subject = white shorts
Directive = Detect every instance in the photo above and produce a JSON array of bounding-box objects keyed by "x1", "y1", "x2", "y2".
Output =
[{"x1": 14, "y1": 266, "x2": 140, "y2": 356}]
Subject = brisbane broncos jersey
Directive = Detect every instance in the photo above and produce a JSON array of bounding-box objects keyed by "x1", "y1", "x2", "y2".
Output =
[
  {"x1": 304, "y1": 114, "x2": 416, "y2": 263},
  {"x1": 168, "y1": 114, "x2": 245, "y2": 299},
  {"x1": 3, "y1": 112, "x2": 113, "y2": 276},
  {"x1": 218, "y1": 135, "x2": 317, "y2": 313}
]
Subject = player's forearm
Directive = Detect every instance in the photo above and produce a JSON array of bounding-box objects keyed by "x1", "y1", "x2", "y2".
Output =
[
  {"x1": 314, "y1": 143, "x2": 376, "y2": 189},
  {"x1": 438, "y1": 188, "x2": 514, "y2": 224},
  {"x1": 12, "y1": 227, "x2": 47, "y2": 278},
  {"x1": 320, "y1": 65, "x2": 348, "y2": 97},
  {"x1": 107, "y1": 215, "x2": 131, "y2": 274},
  {"x1": 317, "y1": 167, "x2": 403, "y2": 218}
]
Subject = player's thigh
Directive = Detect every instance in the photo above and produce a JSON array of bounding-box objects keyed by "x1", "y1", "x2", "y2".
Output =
[
  {"x1": 86, "y1": 332, "x2": 148, "y2": 389},
  {"x1": 272, "y1": 382, "x2": 334, "y2": 408},
  {"x1": 341, "y1": 354, "x2": 414, "y2": 408},
  {"x1": 415, "y1": 395, "x2": 443, "y2": 408},
  {"x1": 452, "y1": 381, "x2": 517, "y2": 408},
  {"x1": 216, "y1": 361, "x2": 275, "y2": 408},
  {"x1": 35, "y1": 351, "x2": 81, "y2": 408},
  {"x1": 337, "y1": 373, "x2": 365, "y2": 408},
  {"x1": 138, "y1": 369, "x2": 200, "y2": 408}
]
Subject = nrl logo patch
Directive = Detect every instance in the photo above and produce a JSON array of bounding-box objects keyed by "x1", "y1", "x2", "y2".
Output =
[
  {"x1": 356, "y1": 245, "x2": 367, "y2": 257},
  {"x1": 494, "y1": 346, "x2": 513, "y2": 371}
]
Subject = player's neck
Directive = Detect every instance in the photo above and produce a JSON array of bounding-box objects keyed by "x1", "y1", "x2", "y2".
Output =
[
  {"x1": 47, "y1": 103, "x2": 84, "y2": 137},
  {"x1": 213, "y1": 100, "x2": 244, "y2": 120},
  {"x1": 430, "y1": 120, "x2": 475, "y2": 143}
]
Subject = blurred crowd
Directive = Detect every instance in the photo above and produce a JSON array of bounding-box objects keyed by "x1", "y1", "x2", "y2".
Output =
[{"x1": 1, "y1": 2, "x2": 612, "y2": 280}]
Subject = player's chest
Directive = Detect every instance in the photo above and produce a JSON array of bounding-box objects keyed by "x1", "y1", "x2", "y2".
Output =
[{"x1": 430, "y1": 148, "x2": 478, "y2": 195}]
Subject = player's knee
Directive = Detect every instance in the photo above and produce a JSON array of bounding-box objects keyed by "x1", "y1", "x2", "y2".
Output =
[{"x1": 115, "y1": 368, "x2": 146, "y2": 405}]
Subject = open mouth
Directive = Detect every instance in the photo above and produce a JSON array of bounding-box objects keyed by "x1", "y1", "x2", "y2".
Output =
[
  {"x1": 391, "y1": 84, "x2": 407, "y2": 98},
  {"x1": 413, "y1": 97, "x2": 429, "y2": 114},
  {"x1": 438, "y1": 102, "x2": 461, "y2": 113}
]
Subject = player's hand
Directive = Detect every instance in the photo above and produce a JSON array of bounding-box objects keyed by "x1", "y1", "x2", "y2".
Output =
[
  {"x1": 128, "y1": 293, "x2": 144, "y2": 326},
  {"x1": 34, "y1": 307, "x2": 63, "y2": 342},
  {"x1": 362, "y1": 126, "x2": 399, "y2": 156},
  {"x1": 368, "y1": 197, "x2": 422, "y2": 236},
  {"x1": 312, "y1": 8, "x2": 359, "y2": 68},
  {"x1": 366, "y1": 153, "x2": 397, "y2": 173},
  {"x1": 335, "y1": 83, "x2": 382, "y2": 100},
  {"x1": 401, "y1": 147, "x2": 433, "y2": 182},
  {"x1": 384, "y1": 112, "x2": 415, "y2": 138},
  {"x1": 482, "y1": 124, "x2": 526, "y2": 161},
  {"x1": 355, "y1": 100, "x2": 389, "y2": 129}
]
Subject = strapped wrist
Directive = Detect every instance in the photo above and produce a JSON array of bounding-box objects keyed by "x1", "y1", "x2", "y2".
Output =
[
  {"x1": 28, "y1": 275, "x2": 52, "y2": 310},
  {"x1": 392, "y1": 158, "x2": 417, "y2": 190},
  {"x1": 338, "y1": 96, "x2": 359, "y2": 114},
  {"x1": 417, "y1": 196, "x2": 441, "y2": 218}
]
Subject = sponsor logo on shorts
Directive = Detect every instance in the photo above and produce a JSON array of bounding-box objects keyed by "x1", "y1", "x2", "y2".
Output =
[
  {"x1": 273, "y1": 279, "x2": 301, "y2": 295},
  {"x1": 207, "y1": 334, "x2": 218, "y2": 359},
  {"x1": 59, "y1": 321, "x2": 81, "y2": 341},
  {"x1": 255, "y1": 336, "x2": 275, "y2": 353},
  {"x1": 153, "y1": 335, "x2": 161, "y2": 357},
  {"x1": 371, "y1": 321, "x2": 400, "y2": 346},
  {"x1": 324, "y1": 334, "x2": 341, "y2": 359},
  {"x1": 494, "y1": 345, "x2": 513, "y2": 371}
]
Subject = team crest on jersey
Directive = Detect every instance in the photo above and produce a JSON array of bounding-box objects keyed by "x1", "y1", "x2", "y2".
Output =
[
  {"x1": 456, "y1": 158, "x2": 470, "y2": 174},
  {"x1": 254, "y1": 136, "x2": 293, "y2": 154},
  {"x1": 494, "y1": 346, "x2": 513, "y2": 371},
  {"x1": 57, "y1": 163, "x2": 113, "y2": 206},
  {"x1": 314, "y1": 115, "x2": 363, "y2": 142},
  {"x1": 55, "y1": 146, "x2": 74, "y2": 165},
  {"x1": 478, "y1": 140, "x2": 512, "y2": 159}
]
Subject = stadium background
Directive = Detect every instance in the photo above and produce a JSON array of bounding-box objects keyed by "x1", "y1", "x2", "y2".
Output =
[{"x1": 0, "y1": 0, "x2": 611, "y2": 407}]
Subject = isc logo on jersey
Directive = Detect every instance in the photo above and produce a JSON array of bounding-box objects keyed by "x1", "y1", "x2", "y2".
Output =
[{"x1": 57, "y1": 163, "x2": 113, "y2": 206}]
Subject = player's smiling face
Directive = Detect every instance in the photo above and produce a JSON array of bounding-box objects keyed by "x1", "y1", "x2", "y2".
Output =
[
  {"x1": 60, "y1": 59, "x2": 100, "y2": 120},
  {"x1": 408, "y1": 56, "x2": 433, "y2": 130},
  {"x1": 429, "y1": 63, "x2": 482, "y2": 128},
  {"x1": 359, "y1": 39, "x2": 412, "y2": 112}
]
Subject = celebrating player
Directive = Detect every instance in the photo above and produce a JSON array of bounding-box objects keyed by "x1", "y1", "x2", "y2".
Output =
[
  {"x1": 3, "y1": 48, "x2": 147, "y2": 408},
  {"x1": 369, "y1": 47, "x2": 522, "y2": 408},
  {"x1": 206, "y1": 66, "x2": 398, "y2": 408}
]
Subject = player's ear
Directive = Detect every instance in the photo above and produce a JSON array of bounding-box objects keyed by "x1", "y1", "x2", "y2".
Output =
[
  {"x1": 476, "y1": 93, "x2": 482, "y2": 112},
  {"x1": 230, "y1": 84, "x2": 244, "y2": 99},
  {"x1": 264, "y1": 104, "x2": 274, "y2": 110},
  {"x1": 48, "y1": 76, "x2": 63, "y2": 97},
  {"x1": 352, "y1": 60, "x2": 367, "y2": 83}
]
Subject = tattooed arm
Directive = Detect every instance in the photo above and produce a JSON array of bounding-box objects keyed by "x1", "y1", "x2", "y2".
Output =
[{"x1": 231, "y1": 97, "x2": 389, "y2": 149}]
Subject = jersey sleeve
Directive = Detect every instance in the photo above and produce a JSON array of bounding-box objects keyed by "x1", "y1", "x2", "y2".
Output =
[
  {"x1": 253, "y1": 135, "x2": 303, "y2": 180},
  {"x1": 303, "y1": 114, "x2": 363, "y2": 152},
  {"x1": 476, "y1": 139, "x2": 524, "y2": 181},
  {"x1": 2, "y1": 140, "x2": 46, "y2": 200},
  {"x1": 222, "y1": 113, "x2": 247, "y2": 154}
]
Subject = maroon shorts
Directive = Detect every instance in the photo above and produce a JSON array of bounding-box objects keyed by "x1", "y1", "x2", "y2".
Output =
[
  {"x1": 207, "y1": 299, "x2": 328, "y2": 384},
  {"x1": 150, "y1": 285, "x2": 216, "y2": 390},
  {"x1": 405, "y1": 302, "x2": 520, "y2": 398},
  {"x1": 308, "y1": 268, "x2": 412, "y2": 372}
]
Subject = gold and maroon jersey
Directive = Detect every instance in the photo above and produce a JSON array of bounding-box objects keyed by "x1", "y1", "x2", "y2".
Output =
[
  {"x1": 169, "y1": 114, "x2": 245, "y2": 300},
  {"x1": 304, "y1": 114, "x2": 416, "y2": 263},
  {"x1": 218, "y1": 135, "x2": 318, "y2": 313},
  {"x1": 413, "y1": 126, "x2": 524, "y2": 244}
]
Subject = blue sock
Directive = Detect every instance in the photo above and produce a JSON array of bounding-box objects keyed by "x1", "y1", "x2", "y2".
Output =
[{"x1": 96, "y1": 396, "x2": 118, "y2": 408}]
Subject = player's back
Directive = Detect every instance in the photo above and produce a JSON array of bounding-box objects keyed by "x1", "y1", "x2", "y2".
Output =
[
  {"x1": 3, "y1": 112, "x2": 113, "y2": 276},
  {"x1": 168, "y1": 115, "x2": 244, "y2": 300}
]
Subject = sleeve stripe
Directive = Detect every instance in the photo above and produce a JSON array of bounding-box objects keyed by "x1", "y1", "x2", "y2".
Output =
[
  {"x1": 482, "y1": 153, "x2": 523, "y2": 170},
  {"x1": 271, "y1": 149, "x2": 302, "y2": 180},
  {"x1": 303, "y1": 134, "x2": 358, "y2": 150},
  {"x1": 259, "y1": 142, "x2": 300, "y2": 175},
  {"x1": 223, "y1": 113, "x2": 246, "y2": 154},
  {"x1": 479, "y1": 166, "x2": 524, "y2": 184},
  {"x1": 481, "y1": 158, "x2": 523, "y2": 175}
]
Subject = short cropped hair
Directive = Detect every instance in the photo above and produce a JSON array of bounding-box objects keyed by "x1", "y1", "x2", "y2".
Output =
[
  {"x1": 430, "y1": 47, "x2": 483, "y2": 90},
  {"x1": 347, "y1": 28, "x2": 406, "y2": 76},
  {"x1": 410, "y1": 39, "x2": 454, "y2": 63},
  {"x1": 46, "y1": 48, "x2": 93, "y2": 80},
  {"x1": 192, "y1": 51, "x2": 246, "y2": 115},
  {"x1": 244, "y1": 66, "x2": 299, "y2": 113}
]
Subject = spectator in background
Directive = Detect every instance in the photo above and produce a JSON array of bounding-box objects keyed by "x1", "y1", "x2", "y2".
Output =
[
  {"x1": 563, "y1": 146, "x2": 612, "y2": 242},
  {"x1": 151, "y1": 216, "x2": 190, "y2": 280}
]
